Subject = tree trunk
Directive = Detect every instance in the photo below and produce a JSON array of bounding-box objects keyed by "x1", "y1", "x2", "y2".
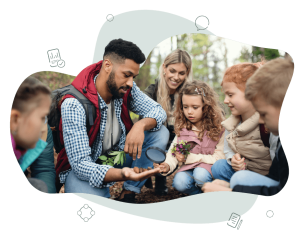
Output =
[
  {"x1": 223, "y1": 42, "x2": 228, "y2": 69},
  {"x1": 260, "y1": 47, "x2": 265, "y2": 61},
  {"x1": 136, "y1": 51, "x2": 152, "y2": 90}
]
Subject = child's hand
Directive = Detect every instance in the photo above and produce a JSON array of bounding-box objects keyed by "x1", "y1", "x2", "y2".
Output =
[
  {"x1": 202, "y1": 182, "x2": 233, "y2": 193},
  {"x1": 231, "y1": 153, "x2": 245, "y2": 171},
  {"x1": 212, "y1": 179, "x2": 230, "y2": 188},
  {"x1": 175, "y1": 152, "x2": 186, "y2": 162},
  {"x1": 153, "y1": 162, "x2": 170, "y2": 173},
  {"x1": 59, "y1": 184, "x2": 65, "y2": 193}
]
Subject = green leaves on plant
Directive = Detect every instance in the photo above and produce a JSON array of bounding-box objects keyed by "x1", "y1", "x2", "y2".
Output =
[
  {"x1": 120, "y1": 153, "x2": 124, "y2": 165},
  {"x1": 98, "y1": 151, "x2": 126, "y2": 166},
  {"x1": 114, "y1": 153, "x2": 121, "y2": 165},
  {"x1": 98, "y1": 155, "x2": 107, "y2": 161}
]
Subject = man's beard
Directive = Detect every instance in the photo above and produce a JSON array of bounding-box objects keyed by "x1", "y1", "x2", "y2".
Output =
[{"x1": 106, "y1": 70, "x2": 129, "y2": 99}]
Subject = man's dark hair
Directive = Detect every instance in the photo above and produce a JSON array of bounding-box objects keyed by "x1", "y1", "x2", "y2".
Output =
[{"x1": 103, "y1": 39, "x2": 146, "y2": 64}]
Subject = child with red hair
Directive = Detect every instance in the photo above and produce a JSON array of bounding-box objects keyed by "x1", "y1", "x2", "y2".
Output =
[
  {"x1": 211, "y1": 61, "x2": 276, "y2": 183},
  {"x1": 202, "y1": 57, "x2": 292, "y2": 195}
]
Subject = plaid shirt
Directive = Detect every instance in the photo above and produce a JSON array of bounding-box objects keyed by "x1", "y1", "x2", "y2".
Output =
[{"x1": 59, "y1": 75, "x2": 167, "y2": 188}]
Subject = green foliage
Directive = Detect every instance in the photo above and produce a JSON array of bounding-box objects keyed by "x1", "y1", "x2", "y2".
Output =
[
  {"x1": 136, "y1": 51, "x2": 153, "y2": 90},
  {"x1": 98, "y1": 151, "x2": 126, "y2": 166},
  {"x1": 98, "y1": 155, "x2": 108, "y2": 160},
  {"x1": 32, "y1": 71, "x2": 75, "y2": 91},
  {"x1": 264, "y1": 49, "x2": 280, "y2": 60},
  {"x1": 130, "y1": 112, "x2": 139, "y2": 122},
  {"x1": 176, "y1": 34, "x2": 189, "y2": 48},
  {"x1": 252, "y1": 46, "x2": 280, "y2": 62},
  {"x1": 155, "y1": 53, "x2": 162, "y2": 78},
  {"x1": 237, "y1": 46, "x2": 252, "y2": 63}
]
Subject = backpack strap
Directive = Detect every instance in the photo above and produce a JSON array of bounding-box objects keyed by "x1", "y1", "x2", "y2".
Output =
[{"x1": 60, "y1": 85, "x2": 96, "y2": 133}]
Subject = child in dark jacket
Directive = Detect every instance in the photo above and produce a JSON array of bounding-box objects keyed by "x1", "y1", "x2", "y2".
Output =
[
  {"x1": 30, "y1": 123, "x2": 56, "y2": 193},
  {"x1": 202, "y1": 57, "x2": 293, "y2": 196},
  {"x1": 11, "y1": 76, "x2": 53, "y2": 192}
]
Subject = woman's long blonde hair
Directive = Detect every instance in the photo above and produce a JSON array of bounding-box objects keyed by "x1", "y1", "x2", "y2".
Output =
[{"x1": 157, "y1": 49, "x2": 193, "y2": 118}]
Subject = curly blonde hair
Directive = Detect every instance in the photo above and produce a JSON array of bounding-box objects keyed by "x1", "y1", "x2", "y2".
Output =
[
  {"x1": 157, "y1": 49, "x2": 193, "y2": 118},
  {"x1": 174, "y1": 80, "x2": 224, "y2": 142}
]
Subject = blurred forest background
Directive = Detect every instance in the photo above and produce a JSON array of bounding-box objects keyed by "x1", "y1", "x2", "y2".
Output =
[{"x1": 33, "y1": 33, "x2": 286, "y2": 119}]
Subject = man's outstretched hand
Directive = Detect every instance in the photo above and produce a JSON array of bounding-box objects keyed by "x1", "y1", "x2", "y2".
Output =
[{"x1": 121, "y1": 167, "x2": 161, "y2": 182}]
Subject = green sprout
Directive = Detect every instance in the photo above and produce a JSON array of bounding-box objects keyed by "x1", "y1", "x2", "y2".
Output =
[{"x1": 98, "y1": 151, "x2": 126, "y2": 166}]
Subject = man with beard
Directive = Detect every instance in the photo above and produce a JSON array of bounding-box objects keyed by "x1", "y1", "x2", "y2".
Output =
[{"x1": 55, "y1": 39, "x2": 169, "y2": 202}]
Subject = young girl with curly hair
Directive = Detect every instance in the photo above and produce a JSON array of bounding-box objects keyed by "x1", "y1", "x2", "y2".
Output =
[{"x1": 154, "y1": 80, "x2": 225, "y2": 195}]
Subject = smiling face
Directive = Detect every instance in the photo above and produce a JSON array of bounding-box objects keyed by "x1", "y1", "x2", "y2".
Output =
[
  {"x1": 222, "y1": 82, "x2": 256, "y2": 121},
  {"x1": 107, "y1": 59, "x2": 140, "y2": 99},
  {"x1": 251, "y1": 97, "x2": 280, "y2": 136},
  {"x1": 11, "y1": 94, "x2": 51, "y2": 149},
  {"x1": 164, "y1": 63, "x2": 188, "y2": 94},
  {"x1": 182, "y1": 94, "x2": 204, "y2": 126}
]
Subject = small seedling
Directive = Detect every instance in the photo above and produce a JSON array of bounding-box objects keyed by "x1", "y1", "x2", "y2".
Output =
[{"x1": 98, "y1": 151, "x2": 126, "y2": 166}]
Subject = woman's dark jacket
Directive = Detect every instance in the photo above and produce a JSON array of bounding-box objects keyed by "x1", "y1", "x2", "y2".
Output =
[{"x1": 143, "y1": 79, "x2": 175, "y2": 149}]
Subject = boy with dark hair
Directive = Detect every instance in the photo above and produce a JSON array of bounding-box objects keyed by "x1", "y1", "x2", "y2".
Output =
[
  {"x1": 202, "y1": 57, "x2": 293, "y2": 196},
  {"x1": 55, "y1": 39, "x2": 169, "y2": 202}
]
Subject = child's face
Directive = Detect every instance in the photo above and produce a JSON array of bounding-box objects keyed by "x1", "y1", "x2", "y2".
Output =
[
  {"x1": 182, "y1": 94, "x2": 204, "y2": 125},
  {"x1": 12, "y1": 94, "x2": 51, "y2": 149},
  {"x1": 251, "y1": 97, "x2": 280, "y2": 136},
  {"x1": 223, "y1": 82, "x2": 255, "y2": 118}
]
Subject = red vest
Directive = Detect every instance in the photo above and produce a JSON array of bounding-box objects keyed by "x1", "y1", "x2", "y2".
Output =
[{"x1": 55, "y1": 60, "x2": 133, "y2": 190}]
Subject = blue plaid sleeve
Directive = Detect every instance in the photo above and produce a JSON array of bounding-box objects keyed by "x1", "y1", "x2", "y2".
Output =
[
  {"x1": 129, "y1": 82, "x2": 167, "y2": 131},
  {"x1": 61, "y1": 98, "x2": 115, "y2": 188}
]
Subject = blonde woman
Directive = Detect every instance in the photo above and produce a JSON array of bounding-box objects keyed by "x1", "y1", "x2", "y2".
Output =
[{"x1": 143, "y1": 49, "x2": 193, "y2": 195}]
